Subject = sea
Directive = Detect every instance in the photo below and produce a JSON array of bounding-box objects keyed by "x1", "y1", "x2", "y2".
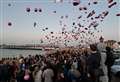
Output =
[{"x1": 0, "y1": 49, "x2": 45, "y2": 59}]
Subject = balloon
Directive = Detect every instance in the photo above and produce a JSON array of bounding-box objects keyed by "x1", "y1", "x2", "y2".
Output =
[
  {"x1": 73, "y1": 22, "x2": 75, "y2": 25},
  {"x1": 73, "y1": 0, "x2": 80, "y2": 6},
  {"x1": 39, "y1": 8, "x2": 42, "y2": 12},
  {"x1": 83, "y1": 7, "x2": 87, "y2": 10},
  {"x1": 88, "y1": 2, "x2": 90, "y2": 5},
  {"x1": 45, "y1": 28, "x2": 48, "y2": 30},
  {"x1": 91, "y1": 17, "x2": 94, "y2": 20},
  {"x1": 41, "y1": 39, "x2": 43, "y2": 43},
  {"x1": 108, "y1": 2, "x2": 117, "y2": 8},
  {"x1": 26, "y1": 8, "x2": 30, "y2": 12},
  {"x1": 116, "y1": 13, "x2": 120, "y2": 16},
  {"x1": 42, "y1": 29, "x2": 45, "y2": 31},
  {"x1": 34, "y1": 22, "x2": 37, "y2": 27},
  {"x1": 78, "y1": 16, "x2": 82, "y2": 19},
  {"x1": 74, "y1": 27, "x2": 77, "y2": 29},
  {"x1": 79, "y1": 7, "x2": 82, "y2": 11},
  {"x1": 8, "y1": 22, "x2": 12, "y2": 26},
  {"x1": 85, "y1": 12, "x2": 87, "y2": 14},
  {"x1": 8, "y1": 3, "x2": 11, "y2": 6},
  {"x1": 95, "y1": 15, "x2": 100, "y2": 19},
  {"x1": 85, "y1": 28, "x2": 88, "y2": 30},
  {"x1": 87, "y1": 10, "x2": 95, "y2": 18},
  {"x1": 107, "y1": 0, "x2": 113, "y2": 4},
  {"x1": 24, "y1": 75, "x2": 30, "y2": 80},
  {"x1": 93, "y1": 23, "x2": 99, "y2": 28},
  {"x1": 34, "y1": 8, "x2": 38, "y2": 12},
  {"x1": 53, "y1": 11, "x2": 56, "y2": 13},
  {"x1": 52, "y1": 36, "x2": 54, "y2": 38},
  {"x1": 103, "y1": 11, "x2": 109, "y2": 16},
  {"x1": 78, "y1": 23, "x2": 81, "y2": 27},
  {"x1": 65, "y1": 15, "x2": 68, "y2": 18},
  {"x1": 45, "y1": 36, "x2": 49, "y2": 39},
  {"x1": 51, "y1": 32, "x2": 53, "y2": 34},
  {"x1": 61, "y1": 16, "x2": 64, "y2": 19},
  {"x1": 100, "y1": 20, "x2": 103, "y2": 22},
  {"x1": 93, "y1": 1, "x2": 98, "y2": 4}
]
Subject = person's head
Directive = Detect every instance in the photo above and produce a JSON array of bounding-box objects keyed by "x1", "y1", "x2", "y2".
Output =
[
  {"x1": 0, "y1": 60, "x2": 3, "y2": 64},
  {"x1": 99, "y1": 36, "x2": 104, "y2": 42},
  {"x1": 106, "y1": 46, "x2": 112, "y2": 52},
  {"x1": 90, "y1": 44, "x2": 97, "y2": 51}
]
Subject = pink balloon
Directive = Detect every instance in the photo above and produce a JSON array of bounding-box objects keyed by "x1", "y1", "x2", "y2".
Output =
[{"x1": 24, "y1": 75, "x2": 30, "y2": 80}]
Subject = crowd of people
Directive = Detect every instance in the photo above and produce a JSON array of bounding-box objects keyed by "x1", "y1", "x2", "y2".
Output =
[{"x1": 0, "y1": 37, "x2": 115, "y2": 82}]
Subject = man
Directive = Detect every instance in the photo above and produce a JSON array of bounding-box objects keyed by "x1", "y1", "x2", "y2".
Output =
[
  {"x1": 105, "y1": 47, "x2": 114, "y2": 82},
  {"x1": 97, "y1": 36, "x2": 106, "y2": 52},
  {"x1": 42, "y1": 63, "x2": 54, "y2": 82},
  {"x1": 87, "y1": 44, "x2": 101, "y2": 82},
  {"x1": 97, "y1": 36, "x2": 108, "y2": 82}
]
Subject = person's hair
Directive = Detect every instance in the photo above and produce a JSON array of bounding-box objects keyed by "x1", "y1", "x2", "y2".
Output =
[
  {"x1": 106, "y1": 46, "x2": 111, "y2": 52},
  {"x1": 90, "y1": 44, "x2": 97, "y2": 51},
  {"x1": 99, "y1": 36, "x2": 104, "y2": 40}
]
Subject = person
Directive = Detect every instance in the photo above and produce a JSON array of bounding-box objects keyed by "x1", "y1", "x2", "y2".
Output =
[
  {"x1": 97, "y1": 36, "x2": 106, "y2": 52},
  {"x1": 10, "y1": 61, "x2": 19, "y2": 82},
  {"x1": 35, "y1": 67, "x2": 43, "y2": 82},
  {"x1": 105, "y1": 47, "x2": 114, "y2": 82},
  {"x1": 97, "y1": 37, "x2": 108, "y2": 82},
  {"x1": 23, "y1": 69, "x2": 34, "y2": 82},
  {"x1": 1, "y1": 61, "x2": 12, "y2": 82},
  {"x1": 42, "y1": 63, "x2": 54, "y2": 82},
  {"x1": 87, "y1": 44, "x2": 101, "y2": 82},
  {"x1": 68, "y1": 64, "x2": 81, "y2": 82},
  {"x1": 0, "y1": 60, "x2": 3, "y2": 82}
]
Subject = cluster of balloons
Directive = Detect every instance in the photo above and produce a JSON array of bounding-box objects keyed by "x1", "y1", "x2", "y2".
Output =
[
  {"x1": 26, "y1": 8, "x2": 42, "y2": 12},
  {"x1": 7, "y1": 0, "x2": 119, "y2": 46}
]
